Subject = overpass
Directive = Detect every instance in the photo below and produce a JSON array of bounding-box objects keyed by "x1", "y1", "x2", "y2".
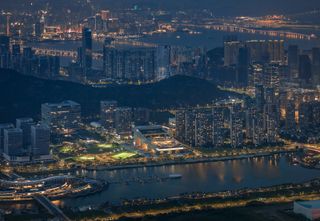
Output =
[{"x1": 33, "y1": 195, "x2": 71, "y2": 221}]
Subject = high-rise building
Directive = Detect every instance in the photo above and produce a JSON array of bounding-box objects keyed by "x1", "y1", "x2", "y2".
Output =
[
  {"x1": 264, "y1": 87, "x2": 280, "y2": 143},
  {"x1": 312, "y1": 47, "x2": 320, "y2": 85},
  {"x1": 299, "y1": 101, "x2": 320, "y2": 135},
  {"x1": 229, "y1": 102, "x2": 243, "y2": 148},
  {"x1": 31, "y1": 124, "x2": 50, "y2": 158},
  {"x1": 175, "y1": 110, "x2": 186, "y2": 142},
  {"x1": 285, "y1": 100, "x2": 296, "y2": 133},
  {"x1": 34, "y1": 21, "x2": 45, "y2": 39},
  {"x1": 156, "y1": 45, "x2": 171, "y2": 80},
  {"x1": 100, "y1": 100, "x2": 118, "y2": 130},
  {"x1": 237, "y1": 47, "x2": 251, "y2": 86},
  {"x1": 41, "y1": 100, "x2": 81, "y2": 134},
  {"x1": 115, "y1": 107, "x2": 132, "y2": 134},
  {"x1": 3, "y1": 128, "x2": 29, "y2": 162},
  {"x1": 184, "y1": 110, "x2": 197, "y2": 146},
  {"x1": 224, "y1": 41, "x2": 241, "y2": 66},
  {"x1": 0, "y1": 123, "x2": 14, "y2": 154},
  {"x1": 82, "y1": 28, "x2": 92, "y2": 76},
  {"x1": 212, "y1": 106, "x2": 225, "y2": 147},
  {"x1": 16, "y1": 118, "x2": 35, "y2": 150},
  {"x1": 299, "y1": 55, "x2": 312, "y2": 84},
  {"x1": 263, "y1": 63, "x2": 280, "y2": 94},
  {"x1": 133, "y1": 108, "x2": 151, "y2": 125},
  {"x1": 0, "y1": 35, "x2": 10, "y2": 68},
  {"x1": 288, "y1": 45, "x2": 299, "y2": 79},
  {"x1": 195, "y1": 111, "x2": 213, "y2": 147}
]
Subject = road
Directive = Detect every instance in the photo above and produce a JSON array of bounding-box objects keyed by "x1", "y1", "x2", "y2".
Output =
[{"x1": 33, "y1": 195, "x2": 71, "y2": 221}]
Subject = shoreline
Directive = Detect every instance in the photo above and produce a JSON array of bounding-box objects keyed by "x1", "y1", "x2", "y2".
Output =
[{"x1": 84, "y1": 149, "x2": 298, "y2": 171}]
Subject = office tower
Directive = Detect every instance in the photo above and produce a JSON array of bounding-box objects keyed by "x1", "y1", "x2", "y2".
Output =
[
  {"x1": 0, "y1": 35, "x2": 10, "y2": 68},
  {"x1": 264, "y1": 87, "x2": 280, "y2": 143},
  {"x1": 224, "y1": 41, "x2": 241, "y2": 66},
  {"x1": 212, "y1": 106, "x2": 225, "y2": 147},
  {"x1": 195, "y1": 111, "x2": 213, "y2": 147},
  {"x1": 156, "y1": 45, "x2": 171, "y2": 80},
  {"x1": 0, "y1": 123, "x2": 14, "y2": 154},
  {"x1": 34, "y1": 20, "x2": 45, "y2": 39},
  {"x1": 255, "y1": 84, "x2": 265, "y2": 113},
  {"x1": 175, "y1": 109, "x2": 186, "y2": 142},
  {"x1": 285, "y1": 100, "x2": 296, "y2": 133},
  {"x1": 250, "y1": 63, "x2": 263, "y2": 86},
  {"x1": 299, "y1": 55, "x2": 312, "y2": 84},
  {"x1": 312, "y1": 47, "x2": 320, "y2": 85},
  {"x1": 299, "y1": 101, "x2": 320, "y2": 134},
  {"x1": 31, "y1": 124, "x2": 50, "y2": 157},
  {"x1": 21, "y1": 47, "x2": 34, "y2": 75},
  {"x1": 100, "y1": 100, "x2": 118, "y2": 130},
  {"x1": 3, "y1": 128, "x2": 24, "y2": 160},
  {"x1": 16, "y1": 118, "x2": 35, "y2": 150},
  {"x1": 11, "y1": 44, "x2": 21, "y2": 70},
  {"x1": 263, "y1": 63, "x2": 280, "y2": 94},
  {"x1": 288, "y1": 45, "x2": 299, "y2": 79},
  {"x1": 95, "y1": 14, "x2": 104, "y2": 32},
  {"x1": 82, "y1": 28, "x2": 92, "y2": 76},
  {"x1": 41, "y1": 100, "x2": 81, "y2": 134},
  {"x1": 133, "y1": 108, "x2": 151, "y2": 125},
  {"x1": 230, "y1": 102, "x2": 243, "y2": 148},
  {"x1": 266, "y1": 40, "x2": 285, "y2": 62},
  {"x1": 184, "y1": 110, "x2": 197, "y2": 146},
  {"x1": 115, "y1": 107, "x2": 132, "y2": 134},
  {"x1": 237, "y1": 47, "x2": 251, "y2": 86}
]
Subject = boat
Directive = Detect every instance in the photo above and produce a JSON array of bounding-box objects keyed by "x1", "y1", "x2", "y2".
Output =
[{"x1": 168, "y1": 174, "x2": 182, "y2": 179}]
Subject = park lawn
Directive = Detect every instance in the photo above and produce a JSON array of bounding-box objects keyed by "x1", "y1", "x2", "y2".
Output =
[
  {"x1": 60, "y1": 146, "x2": 75, "y2": 154},
  {"x1": 112, "y1": 152, "x2": 137, "y2": 160}
]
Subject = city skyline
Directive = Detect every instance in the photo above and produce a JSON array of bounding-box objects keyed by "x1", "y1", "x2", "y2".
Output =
[{"x1": 1, "y1": 1, "x2": 320, "y2": 221}]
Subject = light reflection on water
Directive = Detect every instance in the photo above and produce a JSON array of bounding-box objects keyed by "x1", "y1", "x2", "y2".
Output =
[{"x1": 60, "y1": 154, "x2": 320, "y2": 208}]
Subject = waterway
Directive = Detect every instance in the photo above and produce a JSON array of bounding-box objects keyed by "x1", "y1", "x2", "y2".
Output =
[
  {"x1": 26, "y1": 29, "x2": 320, "y2": 68},
  {"x1": 57, "y1": 154, "x2": 320, "y2": 208}
]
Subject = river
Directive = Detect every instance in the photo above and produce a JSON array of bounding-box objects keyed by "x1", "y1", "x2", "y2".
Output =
[{"x1": 57, "y1": 154, "x2": 320, "y2": 208}]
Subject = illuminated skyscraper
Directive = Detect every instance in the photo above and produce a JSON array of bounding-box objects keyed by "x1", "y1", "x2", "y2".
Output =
[
  {"x1": 31, "y1": 124, "x2": 50, "y2": 158},
  {"x1": 82, "y1": 28, "x2": 92, "y2": 76},
  {"x1": 41, "y1": 100, "x2": 81, "y2": 134},
  {"x1": 115, "y1": 107, "x2": 133, "y2": 134},
  {"x1": 212, "y1": 106, "x2": 225, "y2": 147},
  {"x1": 100, "y1": 100, "x2": 118, "y2": 130},
  {"x1": 229, "y1": 102, "x2": 243, "y2": 148}
]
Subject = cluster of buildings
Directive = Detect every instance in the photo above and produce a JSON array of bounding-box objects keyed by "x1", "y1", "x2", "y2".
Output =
[
  {"x1": 175, "y1": 83, "x2": 320, "y2": 148},
  {"x1": 100, "y1": 100, "x2": 151, "y2": 135},
  {"x1": 175, "y1": 99, "x2": 246, "y2": 148},
  {"x1": 0, "y1": 118, "x2": 51, "y2": 164},
  {"x1": 0, "y1": 35, "x2": 60, "y2": 78},
  {"x1": 223, "y1": 39, "x2": 320, "y2": 88}
]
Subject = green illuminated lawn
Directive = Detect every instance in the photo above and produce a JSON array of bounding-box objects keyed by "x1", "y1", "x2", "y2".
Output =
[
  {"x1": 112, "y1": 152, "x2": 137, "y2": 160},
  {"x1": 76, "y1": 156, "x2": 96, "y2": 161},
  {"x1": 97, "y1": 143, "x2": 114, "y2": 149},
  {"x1": 85, "y1": 143, "x2": 117, "y2": 154},
  {"x1": 60, "y1": 146, "x2": 74, "y2": 154}
]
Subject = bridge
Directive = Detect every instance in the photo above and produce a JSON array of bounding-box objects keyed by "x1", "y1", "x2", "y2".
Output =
[
  {"x1": 176, "y1": 23, "x2": 317, "y2": 40},
  {"x1": 33, "y1": 195, "x2": 71, "y2": 221},
  {"x1": 32, "y1": 47, "x2": 103, "y2": 60}
]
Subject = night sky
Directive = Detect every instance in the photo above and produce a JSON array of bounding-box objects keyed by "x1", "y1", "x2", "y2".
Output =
[{"x1": 1, "y1": 0, "x2": 320, "y2": 16}]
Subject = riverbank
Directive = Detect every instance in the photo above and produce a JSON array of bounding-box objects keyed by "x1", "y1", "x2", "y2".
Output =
[
  {"x1": 68, "y1": 178, "x2": 320, "y2": 220},
  {"x1": 84, "y1": 149, "x2": 298, "y2": 171}
]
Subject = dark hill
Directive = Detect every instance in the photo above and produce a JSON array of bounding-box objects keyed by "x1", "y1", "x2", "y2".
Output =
[{"x1": 0, "y1": 69, "x2": 232, "y2": 122}]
